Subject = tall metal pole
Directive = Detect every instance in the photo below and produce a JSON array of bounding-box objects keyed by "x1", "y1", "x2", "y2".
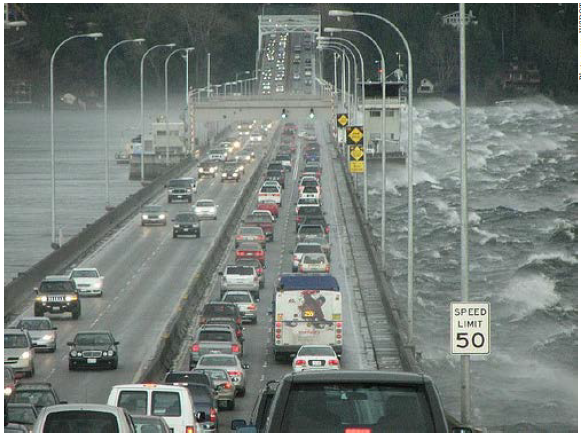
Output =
[
  {"x1": 325, "y1": 42, "x2": 357, "y2": 129},
  {"x1": 165, "y1": 48, "x2": 184, "y2": 167},
  {"x1": 333, "y1": 53, "x2": 338, "y2": 95},
  {"x1": 104, "y1": 38, "x2": 144, "y2": 211},
  {"x1": 140, "y1": 43, "x2": 174, "y2": 182},
  {"x1": 341, "y1": 50, "x2": 347, "y2": 110},
  {"x1": 206, "y1": 53, "x2": 211, "y2": 98},
  {"x1": 459, "y1": 2, "x2": 471, "y2": 426},
  {"x1": 50, "y1": 33, "x2": 102, "y2": 248}
]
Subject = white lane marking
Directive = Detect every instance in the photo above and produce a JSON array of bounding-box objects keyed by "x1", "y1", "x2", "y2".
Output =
[{"x1": 45, "y1": 368, "x2": 56, "y2": 381}]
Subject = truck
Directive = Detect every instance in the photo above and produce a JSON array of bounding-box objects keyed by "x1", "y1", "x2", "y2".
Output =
[{"x1": 272, "y1": 274, "x2": 341, "y2": 362}]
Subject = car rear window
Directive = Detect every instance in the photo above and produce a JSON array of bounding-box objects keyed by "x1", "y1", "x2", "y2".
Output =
[
  {"x1": 280, "y1": 383, "x2": 435, "y2": 433},
  {"x1": 226, "y1": 266, "x2": 254, "y2": 275},
  {"x1": 118, "y1": 391, "x2": 148, "y2": 415},
  {"x1": 11, "y1": 390, "x2": 56, "y2": 408},
  {"x1": 303, "y1": 255, "x2": 326, "y2": 264},
  {"x1": 165, "y1": 372, "x2": 211, "y2": 387},
  {"x1": 197, "y1": 201, "x2": 214, "y2": 207},
  {"x1": 302, "y1": 187, "x2": 318, "y2": 194},
  {"x1": 199, "y1": 355, "x2": 236, "y2": 366},
  {"x1": 261, "y1": 186, "x2": 279, "y2": 193},
  {"x1": 198, "y1": 331, "x2": 232, "y2": 342},
  {"x1": 18, "y1": 319, "x2": 51, "y2": 330},
  {"x1": 297, "y1": 346, "x2": 336, "y2": 356},
  {"x1": 224, "y1": 294, "x2": 252, "y2": 303},
  {"x1": 44, "y1": 411, "x2": 120, "y2": 432},
  {"x1": 203, "y1": 305, "x2": 237, "y2": 317},
  {"x1": 296, "y1": 245, "x2": 323, "y2": 254},
  {"x1": 299, "y1": 226, "x2": 323, "y2": 235},
  {"x1": 152, "y1": 391, "x2": 181, "y2": 417},
  {"x1": 240, "y1": 227, "x2": 263, "y2": 236},
  {"x1": 70, "y1": 270, "x2": 99, "y2": 278}
]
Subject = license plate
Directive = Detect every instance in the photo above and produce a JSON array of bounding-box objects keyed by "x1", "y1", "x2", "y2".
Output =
[
  {"x1": 51, "y1": 306, "x2": 60, "y2": 311},
  {"x1": 87, "y1": 358, "x2": 97, "y2": 364},
  {"x1": 246, "y1": 253, "x2": 253, "y2": 257},
  {"x1": 177, "y1": 196, "x2": 183, "y2": 198},
  {"x1": 184, "y1": 228, "x2": 190, "y2": 232},
  {"x1": 311, "y1": 360, "x2": 323, "y2": 367}
]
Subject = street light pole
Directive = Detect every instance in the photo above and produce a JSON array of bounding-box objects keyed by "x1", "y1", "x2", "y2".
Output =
[
  {"x1": 140, "y1": 43, "x2": 175, "y2": 182},
  {"x1": 330, "y1": 8, "x2": 416, "y2": 345},
  {"x1": 325, "y1": 26, "x2": 387, "y2": 272},
  {"x1": 104, "y1": 38, "x2": 145, "y2": 211},
  {"x1": 50, "y1": 32, "x2": 103, "y2": 248},
  {"x1": 183, "y1": 48, "x2": 195, "y2": 162}
]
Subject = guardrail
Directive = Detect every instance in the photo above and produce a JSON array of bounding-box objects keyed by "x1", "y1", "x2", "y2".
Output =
[
  {"x1": 3, "y1": 127, "x2": 231, "y2": 323},
  {"x1": 133, "y1": 124, "x2": 280, "y2": 383}
]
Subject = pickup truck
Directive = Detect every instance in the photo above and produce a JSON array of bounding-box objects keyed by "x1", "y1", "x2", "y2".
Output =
[
  {"x1": 231, "y1": 371, "x2": 453, "y2": 433},
  {"x1": 295, "y1": 205, "x2": 324, "y2": 231}
]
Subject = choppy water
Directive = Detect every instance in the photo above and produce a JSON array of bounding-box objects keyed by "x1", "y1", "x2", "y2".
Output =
[{"x1": 362, "y1": 96, "x2": 577, "y2": 431}]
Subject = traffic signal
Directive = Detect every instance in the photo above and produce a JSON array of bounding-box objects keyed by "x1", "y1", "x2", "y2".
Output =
[
  {"x1": 309, "y1": 108, "x2": 315, "y2": 119},
  {"x1": 281, "y1": 108, "x2": 287, "y2": 119}
]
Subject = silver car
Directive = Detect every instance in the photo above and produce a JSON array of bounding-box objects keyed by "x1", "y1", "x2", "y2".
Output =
[
  {"x1": 298, "y1": 253, "x2": 330, "y2": 274},
  {"x1": 221, "y1": 291, "x2": 257, "y2": 324},
  {"x1": 292, "y1": 242, "x2": 324, "y2": 272},
  {"x1": 189, "y1": 325, "x2": 243, "y2": 368},
  {"x1": 193, "y1": 199, "x2": 219, "y2": 220},
  {"x1": 195, "y1": 354, "x2": 249, "y2": 396},
  {"x1": 11, "y1": 317, "x2": 57, "y2": 353},
  {"x1": 4, "y1": 329, "x2": 35, "y2": 377},
  {"x1": 69, "y1": 267, "x2": 104, "y2": 297}
]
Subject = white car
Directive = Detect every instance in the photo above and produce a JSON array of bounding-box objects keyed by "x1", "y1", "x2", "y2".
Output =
[
  {"x1": 275, "y1": 85, "x2": 284, "y2": 93},
  {"x1": 193, "y1": 199, "x2": 219, "y2": 220},
  {"x1": 258, "y1": 185, "x2": 282, "y2": 205},
  {"x1": 69, "y1": 268, "x2": 104, "y2": 297},
  {"x1": 292, "y1": 345, "x2": 340, "y2": 372},
  {"x1": 296, "y1": 197, "x2": 320, "y2": 213}
]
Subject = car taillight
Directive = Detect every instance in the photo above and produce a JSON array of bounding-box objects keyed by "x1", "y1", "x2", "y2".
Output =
[
  {"x1": 258, "y1": 251, "x2": 264, "y2": 257},
  {"x1": 329, "y1": 359, "x2": 339, "y2": 366},
  {"x1": 224, "y1": 382, "x2": 233, "y2": 389},
  {"x1": 185, "y1": 425, "x2": 195, "y2": 433},
  {"x1": 236, "y1": 250, "x2": 244, "y2": 256},
  {"x1": 295, "y1": 359, "x2": 306, "y2": 366},
  {"x1": 257, "y1": 268, "x2": 262, "y2": 274},
  {"x1": 258, "y1": 236, "x2": 265, "y2": 241},
  {"x1": 299, "y1": 266, "x2": 305, "y2": 272},
  {"x1": 210, "y1": 407, "x2": 217, "y2": 423},
  {"x1": 337, "y1": 322, "x2": 343, "y2": 327},
  {"x1": 192, "y1": 344, "x2": 200, "y2": 352},
  {"x1": 344, "y1": 428, "x2": 371, "y2": 433},
  {"x1": 293, "y1": 255, "x2": 299, "y2": 261},
  {"x1": 326, "y1": 226, "x2": 330, "y2": 233},
  {"x1": 325, "y1": 265, "x2": 330, "y2": 272},
  {"x1": 228, "y1": 370, "x2": 242, "y2": 377},
  {"x1": 236, "y1": 330, "x2": 242, "y2": 337},
  {"x1": 275, "y1": 322, "x2": 282, "y2": 327},
  {"x1": 248, "y1": 304, "x2": 256, "y2": 310},
  {"x1": 231, "y1": 344, "x2": 240, "y2": 353},
  {"x1": 236, "y1": 235, "x2": 243, "y2": 240},
  {"x1": 236, "y1": 317, "x2": 242, "y2": 325}
]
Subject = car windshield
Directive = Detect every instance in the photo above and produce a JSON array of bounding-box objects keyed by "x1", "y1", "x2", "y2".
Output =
[
  {"x1": 240, "y1": 228, "x2": 263, "y2": 236},
  {"x1": 199, "y1": 355, "x2": 236, "y2": 367},
  {"x1": 18, "y1": 319, "x2": 51, "y2": 330},
  {"x1": 143, "y1": 206, "x2": 162, "y2": 213},
  {"x1": 169, "y1": 179, "x2": 191, "y2": 188},
  {"x1": 39, "y1": 280, "x2": 75, "y2": 292},
  {"x1": 224, "y1": 294, "x2": 252, "y2": 303},
  {"x1": 4, "y1": 334, "x2": 28, "y2": 348},
  {"x1": 199, "y1": 331, "x2": 232, "y2": 342},
  {"x1": 44, "y1": 411, "x2": 120, "y2": 432},
  {"x1": 7, "y1": 406, "x2": 36, "y2": 425},
  {"x1": 226, "y1": 267, "x2": 254, "y2": 275},
  {"x1": 298, "y1": 346, "x2": 336, "y2": 356},
  {"x1": 11, "y1": 390, "x2": 56, "y2": 407},
  {"x1": 280, "y1": 383, "x2": 436, "y2": 433},
  {"x1": 197, "y1": 201, "x2": 215, "y2": 208},
  {"x1": 175, "y1": 213, "x2": 196, "y2": 223},
  {"x1": 302, "y1": 187, "x2": 318, "y2": 194},
  {"x1": 70, "y1": 270, "x2": 99, "y2": 278},
  {"x1": 75, "y1": 333, "x2": 112, "y2": 346}
]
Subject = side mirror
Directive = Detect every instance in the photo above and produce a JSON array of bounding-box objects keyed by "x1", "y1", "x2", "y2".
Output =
[
  {"x1": 53, "y1": 327, "x2": 58, "y2": 330},
  {"x1": 114, "y1": 341, "x2": 120, "y2": 345},
  {"x1": 195, "y1": 411, "x2": 206, "y2": 423},
  {"x1": 60, "y1": 400, "x2": 68, "y2": 404},
  {"x1": 242, "y1": 363, "x2": 250, "y2": 370},
  {"x1": 66, "y1": 341, "x2": 74, "y2": 346},
  {"x1": 34, "y1": 287, "x2": 39, "y2": 294}
]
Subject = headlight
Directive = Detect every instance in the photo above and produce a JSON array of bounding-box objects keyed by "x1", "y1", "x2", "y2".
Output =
[
  {"x1": 233, "y1": 172, "x2": 239, "y2": 177},
  {"x1": 4, "y1": 387, "x2": 13, "y2": 396},
  {"x1": 107, "y1": 350, "x2": 115, "y2": 357},
  {"x1": 238, "y1": 166, "x2": 244, "y2": 171},
  {"x1": 21, "y1": 351, "x2": 30, "y2": 360},
  {"x1": 142, "y1": 214, "x2": 148, "y2": 220},
  {"x1": 210, "y1": 167, "x2": 216, "y2": 173},
  {"x1": 36, "y1": 296, "x2": 48, "y2": 302},
  {"x1": 65, "y1": 295, "x2": 77, "y2": 302},
  {"x1": 70, "y1": 350, "x2": 78, "y2": 357},
  {"x1": 245, "y1": 156, "x2": 251, "y2": 161},
  {"x1": 42, "y1": 334, "x2": 53, "y2": 341},
  {"x1": 159, "y1": 214, "x2": 166, "y2": 220},
  {"x1": 222, "y1": 173, "x2": 227, "y2": 177},
  {"x1": 174, "y1": 224, "x2": 180, "y2": 228}
]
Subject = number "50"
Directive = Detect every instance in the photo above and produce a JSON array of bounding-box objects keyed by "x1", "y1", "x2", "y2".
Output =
[{"x1": 456, "y1": 332, "x2": 485, "y2": 348}]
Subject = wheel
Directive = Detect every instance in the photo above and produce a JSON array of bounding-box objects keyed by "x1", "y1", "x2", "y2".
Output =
[
  {"x1": 274, "y1": 352, "x2": 285, "y2": 362},
  {"x1": 188, "y1": 197, "x2": 192, "y2": 203},
  {"x1": 252, "y1": 318, "x2": 258, "y2": 325},
  {"x1": 49, "y1": 347, "x2": 56, "y2": 353},
  {"x1": 173, "y1": 233, "x2": 177, "y2": 239},
  {"x1": 238, "y1": 387, "x2": 246, "y2": 397},
  {"x1": 110, "y1": 360, "x2": 118, "y2": 370},
  {"x1": 168, "y1": 197, "x2": 172, "y2": 203},
  {"x1": 26, "y1": 364, "x2": 34, "y2": 378},
  {"x1": 196, "y1": 232, "x2": 201, "y2": 238},
  {"x1": 72, "y1": 307, "x2": 80, "y2": 320},
  {"x1": 34, "y1": 307, "x2": 43, "y2": 317},
  {"x1": 68, "y1": 361, "x2": 75, "y2": 371},
  {"x1": 228, "y1": 400, "x2": 235, "y2": 411}
]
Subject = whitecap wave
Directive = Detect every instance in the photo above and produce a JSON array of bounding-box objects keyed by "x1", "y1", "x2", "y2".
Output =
[{"x1": 501, "y1": 273, "x2": 560, "y2": 321}]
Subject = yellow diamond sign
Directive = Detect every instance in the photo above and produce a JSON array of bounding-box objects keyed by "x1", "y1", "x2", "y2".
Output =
[
  {"x1": 350, "y1": 146, "x2": 364, "y2": 161},
  {"x1": 347, "y1": 126, "x2": 364, "y2": 145},
  {"x1": 337, "y1": 114, "x2": 348, "y2": 127}
]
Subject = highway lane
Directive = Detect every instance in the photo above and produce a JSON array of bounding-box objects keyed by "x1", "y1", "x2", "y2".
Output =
[
  {"x1": 11, "y1": 133, "x2": 273, "y2": 404},
  {"x1": 172, "y1": 120, "x2": 370, "y2": 431}
]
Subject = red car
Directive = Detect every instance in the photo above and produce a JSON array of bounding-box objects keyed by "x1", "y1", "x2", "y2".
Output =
[
  {"x1": 244, "y1": 213, "x2": 275, "y2": 241},
  {"x1": 257, "y1": 201, "x2": 279, "y2": 219},
  {"x1": 235, "y1": 242, "x2": 266, "y2": 265}
]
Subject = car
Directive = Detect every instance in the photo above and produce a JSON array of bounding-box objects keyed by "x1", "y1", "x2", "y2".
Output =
[
  {"x1": 235, "y1": 258, "x2": 265, "y2": 289},
  {"x1": 221, "y1": 162, "x2": 241, "y2": 182},
  {"x1": 193, "y1": 199, "x2": 219, "y2": 220},
  {"x1": 298, "y1": 176, "x2": 320, "y2": 192},
  {"x1": 167, "y1": 383, "x2": 218, "y2": 432},
  {"x1": 296, "y1": 205, "x2": 324, "y2": 231},
  {"x1": 33, "y1": 275, "x2": 81, "y2": 319},
  {"x1": 67, "y1": 330, "x2": 119, "y2": 370},
  {"x1": 7, "y1": 382, "x2": 64, "y2": 410},
  {"x1": 257, "y1": 199, "x2": 279, "y2": 219},
  {"x1": 5, "y1": 403, "x2": 39, "y2": 431},
  {"x1": 298, "y1": 253, "x2": 330, "y2": 273},
  {"x1": 291, "y1": 242, "x2": 324, "y2": 272},
  {"x1": 208, "y1": 148, "x2": 227, "y2": 162},
  {"x1": 235, "y1": 226, "x2": 266, "y2": 248},
  {"x1": 195, "y1": 354, "x2": 249, "y2": 396},
  {"x1": 193, "y1": 369, "x2": 236, "y2": 411},
  {"x1": 219, "y1": 265, "x2": 260, "y2": 299},
  {"x1": 237, "y1": 149, "x2": 255, "y2": 163},
  {"x1": 265, "y1": 170, "x2": 285, "y2": 189},
  {"x1": 295, "y1": 197, "x2": 320, "y2": 213},
  {"x1": 302, "y1": 216, "x2": 330, "y2": 234},
  {"x1": 140, "y1": 204, "x2": 168, "y2": 226},
  {"x1": 33, "y1": 404, "x2": 136, "y2": 433},
  {"x1": 198, "y1": 159, "x2": 220, "y2": 178},
  {"x1": 199, "y1": 302, "x2": 242, "y2": 328},
  {"x1": 292, "y1": 345, "x2": 340, "y2": 372},
  {"x1": 297, "y1": 225, "x2": 330, "y2": 254},
  {"x1": 189, "y1": 325, "x2": 243, "y2": 368},
  {"x1": 4, "y1": 367, "x2": 16, "y2": 397},
  {"x1": 131, "y1": 415, "x2": 172, "y2": 433},
  {"x1": 4, "y1": 329, "x2": 35, "y2": 377},
  {"x1": 172, "y1": 212, "x2": 201, "y2": 238},
  {"x1": 108, "y1": 384, "x2": 204, "y2": 433},
  {"x1": 299, "y1": 185, "x2": 321, "y2": 202},
  {"x1": 244, "y1": 214, "x2": 274, "y2": 242},
  {"x1": 236, "y1": 242, "x2": 266, "y2": 265},
  {"x1": 11, "y1": 317, "x2": 57, "y2": 352},
  {"x1": 221, "y1": 291, "x2": 257, "y2": 324},
  {"x1": 275, "y1": 154, "x2": 292, "y2": 171},
  {"x1": 231, "y1": 371, "x2": 452, "y2": 433},
  {"x1": 166, "y1": 178, "x2": 196, "y2": 203},
  {"x1": 258, "y1": 184, "x2": 282, "y2": 205},
  {"x1": 267, "y1": 162, "x2": 285, "y2": 174},
  {"x1": 69, "y1": 267, "x2": 104, "y2": 297}
]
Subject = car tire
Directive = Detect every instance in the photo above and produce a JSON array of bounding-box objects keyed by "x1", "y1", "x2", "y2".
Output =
[
  {"x1": 111, "y1": 360, "x2": 118, "y2": 370},
  {"x1": 196, "y1": 232, "x2": 201, "y2": 238},
  {"x1": 72, "y1": 308, "x2": 80, "y2": 320},
  {"x1": 228, "y1": 400, "x2": 235, "y2": 411},
  {"x1": 252, "y1": 318, "x2": 257, "y2": 325},
  {"x1": 188, "y1": 197, "x2": 192, "y2": 203},
  {"x1": 168, "y1": 197, "x2": 172, "y2": 203},
  {"x1": 49, "y1": 347, "x2": 56, "y2": 353},
  {"x1": 238, "y1": 387, "x2": 246, "y2": 397},
  {"x1": 173, "y1": 233, "x2": 177, "y2": 239},
  {"x1": 68, "y1": 361, "x2": 75, "y2": 371},
  {"x1": 34, "y1": 307, "x2": 43, "y2": 317},
  {"x1": 274, "y1": 352, "x2": 285, "y2": 362}
]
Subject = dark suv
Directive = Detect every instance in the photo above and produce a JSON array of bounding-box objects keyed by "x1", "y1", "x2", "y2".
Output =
[
  {"x1": 221, "y1": 163, "x2": 241, "y2": 182},
  {"x1": 34, "y1": 276, "x2": 81, "y2": 319},
  {"x1": 199, "y1": 303, "x2": 242, "y2": 328},
  {"x1": 172, "y1": 212, "x2": 201, "y2": 238},
  {"x1": 67, "y1": 331, "x2": 119, "y2": 370}
]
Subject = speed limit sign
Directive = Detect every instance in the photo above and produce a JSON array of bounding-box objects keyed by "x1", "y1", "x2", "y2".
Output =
[{"x1": 450, "y1": 302, "x2": 490, "y2": 355}]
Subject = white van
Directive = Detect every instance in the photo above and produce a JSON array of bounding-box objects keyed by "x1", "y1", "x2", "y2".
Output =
[{"x1": 107, "y1": 384, "x2": 204, "y2": 433}]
